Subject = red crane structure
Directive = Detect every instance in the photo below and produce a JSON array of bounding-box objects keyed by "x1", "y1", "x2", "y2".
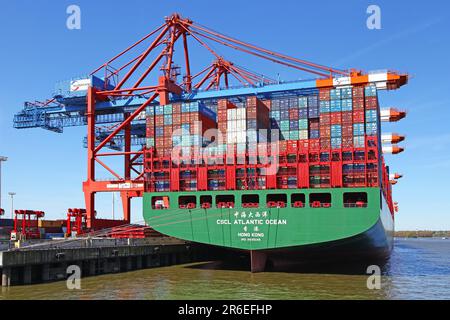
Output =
[
  {"x1": 12, "y1": 210, "x2": 45, "y2": 240},
  {"x1": 83, "y1": 13, "x2": 405, "y2": 229},
  {"x1": 66, "y1": 208, "x2": 88, "y2": 236}
]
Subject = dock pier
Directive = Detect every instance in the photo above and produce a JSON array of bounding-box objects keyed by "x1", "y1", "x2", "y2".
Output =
[{"x1": 0, "y1": 238, "x2": 201, "y2": 287}]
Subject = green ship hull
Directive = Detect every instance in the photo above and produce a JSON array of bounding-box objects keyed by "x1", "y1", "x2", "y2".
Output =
[{"x1": 143, "y1": 187, "x2": 394, "y2": 271}]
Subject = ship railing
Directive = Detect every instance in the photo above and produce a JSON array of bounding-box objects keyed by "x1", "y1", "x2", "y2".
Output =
[
  {"x1": 344, "y1": 202, "x2": 368, "y2": 208},
  {"x1": 310, "y1": 201, "x2": 332, "y2": 208}
]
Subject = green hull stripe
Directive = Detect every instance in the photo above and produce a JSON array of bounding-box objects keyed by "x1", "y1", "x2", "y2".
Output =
[{"x1": 143, "y1": 188, "x2": 391, "y2": 251}]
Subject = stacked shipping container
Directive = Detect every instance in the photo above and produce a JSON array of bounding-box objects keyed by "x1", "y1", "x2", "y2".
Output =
[
  {"x1": 146, "y1": 101, "x2": 216, "y2": 156},
  {"x1": 146, "y1": 101, "x2": 216, "y2": 191},
  {"x1": 145, "y1": 84, "x2": 382, "y2": 192}
]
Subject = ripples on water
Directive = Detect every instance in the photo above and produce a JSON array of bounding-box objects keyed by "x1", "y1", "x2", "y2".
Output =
[{"x1": 1, "y1": 239, "x2": 449, "y2": 300}]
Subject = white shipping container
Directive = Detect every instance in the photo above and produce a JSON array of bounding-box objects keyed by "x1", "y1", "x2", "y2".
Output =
[
  {"x1": 237, "y1": 108, "x2": 246, "y2": 119},
  {"x1": 227, "y1": 132, "x2": 236, "y2": 144},
  {"x1": 237, "y1": 132, "x2": 247, "y2": 143},
  {"x1": 227, "y1": 109, "x2": 236, "y2": 120},
  {"x1": 300, "y1": 130, "x2": 309, "y2": 140}
]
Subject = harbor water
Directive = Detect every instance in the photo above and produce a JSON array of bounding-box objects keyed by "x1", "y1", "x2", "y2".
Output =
[{"x1": 0, "y1": 238, "x2": 449, "y2": 300}]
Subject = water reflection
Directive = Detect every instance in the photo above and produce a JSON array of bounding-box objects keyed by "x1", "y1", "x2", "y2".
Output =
[{"x1": 0, "y1": 239, "x2": 449, "y2": 300}]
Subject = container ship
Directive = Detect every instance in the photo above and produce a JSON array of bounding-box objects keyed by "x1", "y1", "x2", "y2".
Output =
[
  {"x1": 12, "y1": 14, "x2": 407, "y2": 272},
  {"x1": 142, "y1": 73, "x2": 407, "y2": 271}
]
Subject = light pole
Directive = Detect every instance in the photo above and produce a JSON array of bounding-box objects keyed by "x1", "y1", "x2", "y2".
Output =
[
  {"x1": 0, "y1": 156, "x2": 7, "y2": 211},
  {"x1": 112, "y1": 192, "x2": 115, "y2": 220},
  {"x1": 8, "y1": 192, "x2": 16, "y2": 219}
]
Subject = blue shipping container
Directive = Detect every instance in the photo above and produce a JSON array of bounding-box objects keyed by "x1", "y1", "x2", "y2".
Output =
[
  {"x1": 331, "y1": 137, "x2": 342, "y2": 149},
  {"x1": 290, "y1": 131, "x2": 300, "y2": 140},
  {"x1": 307, "y1": 95, "x2": 319, "y2": 107},
  {"x1": 366, "y1": 110, "x2": 378, "y2": 122},
  {"x1": 298, "y1": 119, "x2": 308, "y2": 130},
  {"x1": 146, "y1": 106, "x2": 155, "y2": 116},
  {"x1": 330, "y1": 89, "x2": 341, "y2": 100},
  {"x1": 299, "y1": 109, "x2": 308, "y2": 119},
  {"x1": 308, "y1": 109, "x2": 319, "y2": 118},
  {"x1": 366, "y1": 122, "x2": 378, "y2": 135},
  {"x1": 353, "y1": 123, "x2": 365, "y2": 136},
  {"x1": 199, "y1": 104, "x2": 216, "y2": 121},
  {"x1": 155, "y1": 106, "x2": 164, "y2": 115},
  {"x1": 320, "y1": 101, "x2": 331, "y2": 113},
  {"x1": 341, "y1": 99, "x2": 353, "y2": 111},
  {"x1": 354, "y1": 136, "x2": 365, "y2": 148},
  {"x1": 299, "y1": 97, "x2": 308, "y2": 108},
  {"x1": 164, "y1": 105, "x2": 173, "y2": 115},
  {"x1": 310, "y1": 130, "x2": 320, "y2": 139},
  {"x1": 290, "y1": 120, "x2": 299, "y2": 130},
  {"x1": 331, "y1": 125, "x2": 342, "y2": 138},
  {"x1": 365, "y1": 86, "x2": 377, "y2": 97},
  {"x1": 341, "y1": 87, "x2": 353, "y2": 99},
  {"x1": 181, "y1": 103, "x2": 190, "y2": 113}
]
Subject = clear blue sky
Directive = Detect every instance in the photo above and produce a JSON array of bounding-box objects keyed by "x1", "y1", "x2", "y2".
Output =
[{"x1": 0, "y1": 0, "x2": 449, "y2": 230}]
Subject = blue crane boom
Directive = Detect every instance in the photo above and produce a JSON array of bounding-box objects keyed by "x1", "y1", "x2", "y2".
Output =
[{"x1": 13, "y1": 75, "x2": 320, "y2": 149}]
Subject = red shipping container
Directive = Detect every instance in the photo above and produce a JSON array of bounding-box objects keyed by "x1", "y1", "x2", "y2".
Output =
[
  {"x1": 217, "y1": 110, "x2": 227, "y2": 121},
  {"x1": 320, "y1": 126, "x2": 331, "y2": 137},
  {"x1": 156, "y1": 140, "x2": 164, "y2": 148},
  {"x1": 366, "y1": 101, "x2": 378, "y2": 110},
  {"x1": 261, "y1": 99, "x2": 272, "y2": 110},
  {"x1": 365, "y1": 96, "x2": 378, "y2": 109},
  {"x1": 146, "y1": 116, "x2": 154, "y2": 125},
  {"x1": 247, "y1": 97, "x2": 258, "y2": 106},
  {"x1": 287, "y1": 141, "x2": 298, "y2": 153},
  {"x1": 352, "y1": 86, "x2": 364, "y2": 98},
  {"x1": 279, "y1": 141, "x2": 287, "y2": 153},
  {"x1": 164, "y1": 126, "x2": 173, "y2": 137},
  {"x1": 342, "y1": 124, "x2": 353, "y2": 136},
  {"x1": 353, "y1": 110, "x2": 365, "y2": 122},
  {"x1": 155, "y1": 116, "x2": 164, "y2": 126},
  {"x1": 320, "y1": 138, "x2": 331, "y2": 149},
  {"x1": 319, "y1": 89, "x2": 331, "y2": 101},
  {"x1": 299, "y1": 141, "x2": 309, "y2": 150},
  {"x1": 190, "y1": 112, "x2": 200, "y2": 121},
  {"x1": 218, "y1": 100, "x2": 227, "y2": 110},
  {"x1": 342, "y1": 111, "x2": 353, "y2": 124},
  {"x1": 218, "y1": 99, "x2": 237, "y2": 112},
  {"x1": 309, "y1": 119, "x2": 320, "y2": 130},
  {"x1": 330, "y1": 113, "x2": 342, "y2": 125},
  {"x1": 173, "y1": 114, "x2": 181, "y2": 125},
  {"x1": 289, "y1": 109, "x2": 299, "y2": 119},
  {"x1": 353, "y1": 104, "x2": 365, "y2": 111},
  {"x1": 309, "y1": 139, "x2": 320, "y2": 150},
  {"x1": 163, "y1": 149, "x2": 172, "y2": 157},
  {"x1": 342, "y1": 136, "x2": 353, "y2": 149},
  {"x1": 218, "y1": 123, "x2": 227, "y2": 134},
  {"x1": 163, "y1": 137, "x2": 172, "y2": 145},
  {"x1": 173, "y1": 103, "x2": 181, "y2": 114},
  {"x1": 320, "y1": 113, "x2": 331, "y2": 124},
  {"x1": 247, "y1": 109, "x2": 257, "y2": 119},
  {"x1": 353, "y1": 97, "x2": 365, "y2": 106}
]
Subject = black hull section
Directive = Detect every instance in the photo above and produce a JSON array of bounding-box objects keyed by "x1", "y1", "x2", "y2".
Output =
[
  {"x1": 263, "y1": 218, "x2": 392, "y2": 271},
  {"x1": 213, "y1": 218, "x2": 393, "y2": 272}
]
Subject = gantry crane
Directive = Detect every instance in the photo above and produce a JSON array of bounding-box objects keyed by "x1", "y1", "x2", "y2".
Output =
[
  {"x1": 11, "y1": 210, "x2": 45, "y2": 240},
  {"x1": 13, "y1": 14, "x2": 408, "y2": 228}
]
